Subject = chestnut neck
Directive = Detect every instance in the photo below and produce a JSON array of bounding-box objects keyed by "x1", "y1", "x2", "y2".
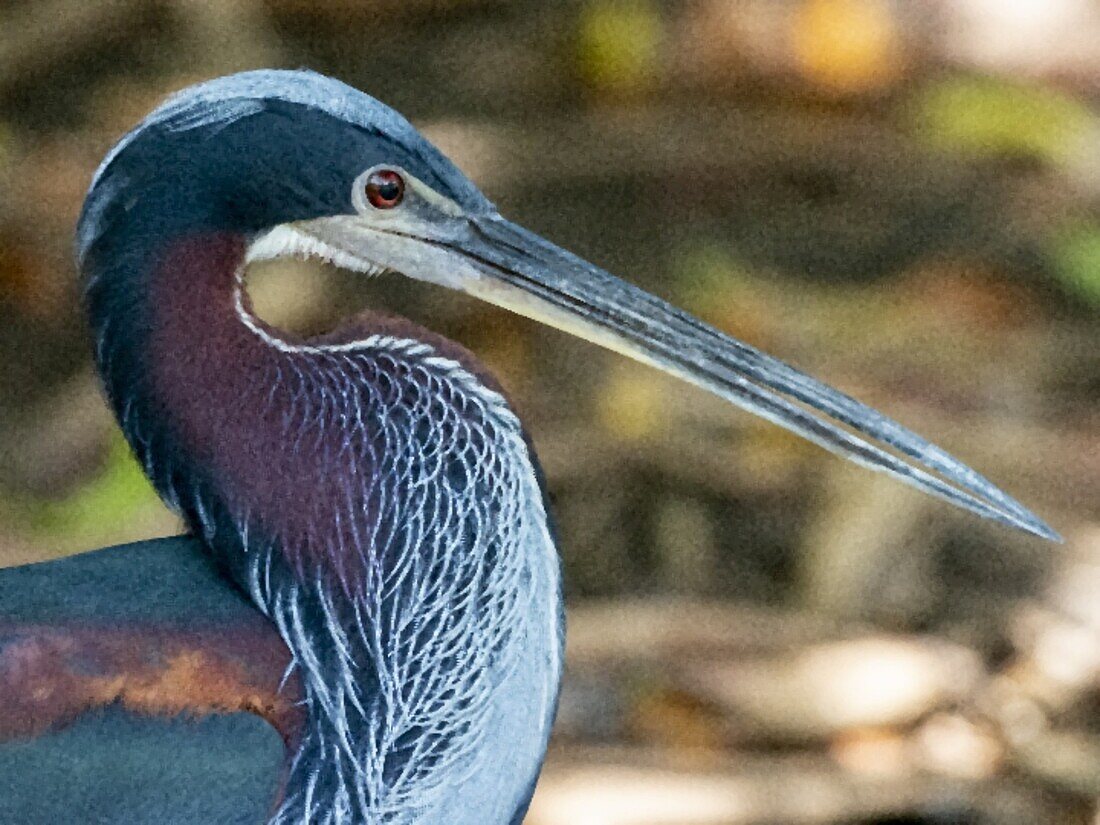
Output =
[{"x1": 86, "y1": 224, "x2": 560, "y2": 825}]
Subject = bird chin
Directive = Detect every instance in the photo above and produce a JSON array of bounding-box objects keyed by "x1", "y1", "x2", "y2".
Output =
[{"x1": 246, "y1": 218, "x2": 482, "y2": 295}]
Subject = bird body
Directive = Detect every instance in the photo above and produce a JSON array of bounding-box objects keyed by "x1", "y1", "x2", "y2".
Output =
[
  {"x1": 78, "y1": 74, "x2": 562, "y2": 822},
  {"x1": 0, "y1": 536, "x2": 289, "y2": 824},
  {"x1": 0, "y1": 69, "x2": 1055, "y2": 824}
]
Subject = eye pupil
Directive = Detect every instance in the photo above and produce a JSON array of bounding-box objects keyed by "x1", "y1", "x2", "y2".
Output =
[{"x1": 365, "y1": 170, "x2": 405, "y2": 209}]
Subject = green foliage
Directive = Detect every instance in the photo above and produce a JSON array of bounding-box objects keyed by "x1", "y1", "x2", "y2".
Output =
[
  {"x1": 25, "y1": 434, "x2": 165, "y2": 544},
  {"x1": 577, "y1": 0, "x2": 663, "y2": 95},
  {"x1": 673, "y1": 244, "x2": 757, "y2": 313},
  {"x1": 1050, "y1": 223, "x2": 1100, "y2": 306},
  {"x1": 910, "y1": 76, "x2": 1095, "y2": 166}
]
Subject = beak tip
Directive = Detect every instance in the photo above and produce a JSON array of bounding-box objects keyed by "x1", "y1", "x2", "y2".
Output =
[
  {"x1": 1015, "y1": 511, "x2": 1063, "y2": 543},
  {"x1": 1035, "y1": 522, "x2": 1065, "y2": 544}
]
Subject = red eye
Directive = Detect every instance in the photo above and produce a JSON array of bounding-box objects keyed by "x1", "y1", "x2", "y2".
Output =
[{"x1": 364, "y1": 169, "x2": 405, "y2": 209}]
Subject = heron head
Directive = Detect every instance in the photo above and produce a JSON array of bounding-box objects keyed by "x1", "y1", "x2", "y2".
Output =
[{"x1": 79, "y1": 69, "x2": 1057, "y2": 542}]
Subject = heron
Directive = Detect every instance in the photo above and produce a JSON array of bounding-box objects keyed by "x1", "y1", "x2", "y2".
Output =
[{"x1": 0, "y1": 70, "x2": 1056, "y2": 824}]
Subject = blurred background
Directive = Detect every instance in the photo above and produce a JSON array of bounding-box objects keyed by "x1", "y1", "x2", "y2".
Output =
[{"x1": 1, "y1": 0, "x2": 1099, "y2": 822}]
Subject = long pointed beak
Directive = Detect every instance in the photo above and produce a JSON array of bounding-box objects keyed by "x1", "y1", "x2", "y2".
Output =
[{"x1": 438, "y1": 214, "x2": 1057, "y2": 542}]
